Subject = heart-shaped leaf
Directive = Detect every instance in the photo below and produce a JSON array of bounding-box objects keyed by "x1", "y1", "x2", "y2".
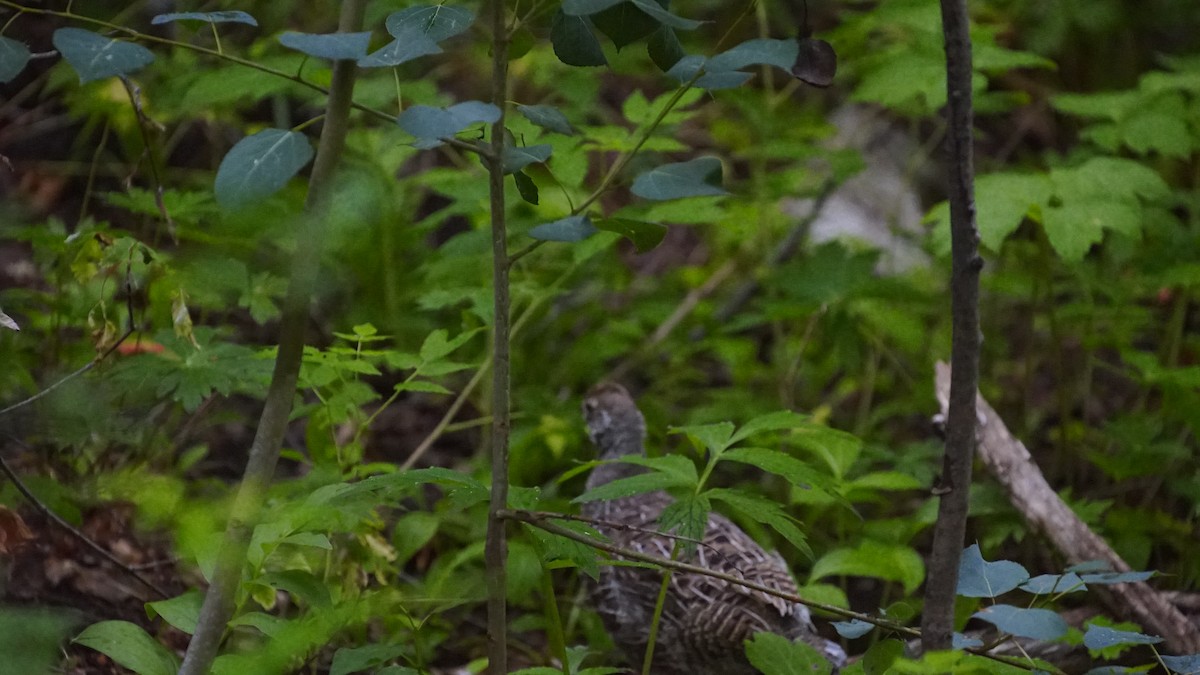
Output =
[
  {"x1": 528, "y1": 215, "x2": 597, "y2": 242},
  {"x1": 517, "y1": 105, "x2": 576, "y2": 135},
  {"x1": 502, "y1": 144, "x2": 553, "y2": 174},
  {"x1": 278, "y1": 31, "x2": 371, "y2": 60},
  {"x1": 386, "y1": 5, "x2": 474, "y2": 42},
  {"x1": 214, "y1": 129, "x2": 314, "y2": 208},
  {"x1": 956, "y1": 544, "x2": 1029, "y2": 597},
  {"x1": 551, "y1": 12, "x2": 606, "y2": 67},
  {"x1": 0, "y1": 36, "x2": 31, "y2": 83},
  {"x1": 53, "y1": 28, "x2": 154, "y2": 83},
  {"x1": 631, "y1": 156, "x2": 728, "y2": 200}
]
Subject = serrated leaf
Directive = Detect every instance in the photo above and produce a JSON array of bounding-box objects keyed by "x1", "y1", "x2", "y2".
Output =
[
  {"x1": 359, "y1": 36, "x2": 441, "y2": 67},
  {"x1": 74, "y1": 621, "x2": 179, "y2": 675},
  {"x1": 0, "y1": 36, "x2": 32, "y2": 83},
  {"x1": 151, "y1": 11, "x2": 257, "y2": 25},
  {"x1": 729, "y1": 410, "x2": 810, "y2": 446},
  {"x1": 1083, "y1": 624, "x2": 1165, "y2": 651},
  {"x1": 618, "y1": 454, "x2": 698, "y2": 483},
  {"x1": 418, "y1": 327, "x2": 480, "y2": 361},
  {"x1": 811, "y1": 541, "x2": 925, "y2": 595},
  {"x1": 386, "y1": 5, "x2": 474, "y2": 42},
  {"x1": 670, "y1": 421, "x2": 734, "y2": 455},
  {"x1": 573, "y1": 469, "x2": 689, "y2": 503},
  {"x1": 551, "y1": 11, "x2": 606, "y2": 67},
  {"x1": 956, "y1": 544, "x2": 1029, "y2": 598},
  {"x1": 278, "y1": 31, "x2": 371, "y2": 60},
  {"x1": 214, "y1": 129, "x2": 313, "y2": 208},
  {"x1": 526, "y1": 519, "x2": 603, "y2": 579},
  {"x1": 973, "y1": 605, "x2": 1067, "y2": 640},
  {"x1": 721, "y1": 447, "x2": 826, "y2": 491},
  {"x1": 745, "y1": 632, "x2": 832, "y2": 675},
  {"x1": 631, "y1": 157, "x2": 728, "y2": 200},
  {"x1": 705, "y1": 487, "x2": 810, "y2": 557},
  {"x1": 1020, "y1": 572, "x2": 1087, "y2": 594},
  {"x1": 502, "y1": 144, "x2": 553, "y2": 174},
  {"x1": 529, "y1": 214, "x2": 597, "y2": 242},
  {"x1": 514, "y1": 171, "x2": 539, "y2": 204},
  {"x1": 594, "y1": 217, "x2": 666, "y2": 252},
  {"x1": 1041, "y1": 200, "x2": 1140, "y2": 262},
  {"x1": 395, "y1": 380, "x2": 452, "y2": 395},
  {"x1": 53, "y1": 28, "x2": 154, "y2": 84},
  {"x1": 397, "y1": 101, "x2": 500, "y2": 149},
  {"x1": 658, "y1": 493, "x2": 709, "y2": 554},
  {"x1": 146, "y1": 590, "x2": 203, "y2": 635},
  {"x1": 330, "y1": 644, "x2": 410, "y2": 675},
  {"x1": 517, "y1": 105, "x2": 576, "y2": 135},
  {"x1": 971, "y1": 172, "x2": 1053, "y2": 250}
]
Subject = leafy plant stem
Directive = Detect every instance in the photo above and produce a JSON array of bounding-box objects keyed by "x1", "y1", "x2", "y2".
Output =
[
  {"x1": 530, "y1": 537, "x2": 570, "y2": 675},
  {"x1": 920, "y1": 0, "x2": 982, "y2": 652},
  {"x1": 483, "y1": 0, "x2": 513, "y2": 670},
  {"x1": 177, "y1": 3, "x2": 366, "y2": 673},
  {"x1": 641, "y1": 556, "x2": 675, "y2": 675}
]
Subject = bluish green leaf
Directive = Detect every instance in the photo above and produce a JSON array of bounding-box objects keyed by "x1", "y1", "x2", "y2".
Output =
[
  {"x1": 628, "y1": 0, "x2": 702, "y2": 30},
  {"x1": 214, "y1": 129, "x2": 313, "y2": 208},
  {"x1": 53, "y1": 28, "x2": 154, "y2": 83},
  {"x1": 146, "y1": 590, "x2": 203, "y2": 634},
  {"x1": 517, "y1": 104, "x2": 576, "y2": 135},
  {"x1": 631, "y1": 157, "x2": 728, "y2": 200},
  {"x1": 278, "y1": 31, "x2": 371, "y2": 60},
  {"x1": 1020, "y1": 572, "x2": 1087, "y2": 594},
  {"x1": 74, "y1": 621, "x2": 179, "y2": 675},
  {"x1": 514, "y1": 171, "x2": 539, "y2": 204},
  {"x1": 151, "y1": 11, "x2": 257, "y2": 25},
  {"x1": 792, "y1": 37, "x2": 837, "y2": 87},
  {"x1": 707, "y1": 38, "x2": 799, "y2": 72},
  {"x1": 745, "y1": 632, "x2": 832, "y2": 675},
  {"x1": 1078, "y1": 570, "x2": 1155, "y2": 585},
  {"x1": 551, "y1": 11, "x2": 606, "y2": 67},
  {"x1": 594, "y1": 217, "x2": 666, "y2": 252},
  {"x1": 1083, "y1": 624, "x2": 1162, "y2": 650},
  {"x1": 529, "y1": 214, "x2": 597, "y2": 242},
  {"x1": 956, "y1": 544, "x2": 1029, "y2": 598},
  {"x1": 397, "y1": 101, "x2": 500, "y2": 148},
  {"x1": 647, "y1": 25, "x2": 684, "y2": 71},
  {"x1": 1162, "y1": 654, "x2": 1200, "y2": 674},
  {"x1": 0, "y1": 36, "x2": 32, "y2": 83},
  {"x1": 502, "y1": 144, "x2": 553, "y2": 174},
  {"x1": 833, "y1": 619, "x2": 874, "y2": 639},
  {"x1": 330, "y1": 644, "x2": 409, "y2": 675},
  {"x1": 666, "y1": 55, "x2": 753, "y2": 89},
  {"x1": 386, "y1": 5, "x2": 474, "y2": 42},
  {"x1": 952, "y1": 633, "x2": 984, "y2": 649},
  {"x1": 973, "y1": 605, "x2": 1067, "y2": 640},
  {"x1": 811, "y1": 541, "x2": 925, "y2": 594},
  {"x1": 592, "y1": 1, "x2": 662, "y2": 49},
  {"x1": 562, "y1": 0, "x2": 625, "y2": 15},
  {"x1": 359, "y1": 36, "x2": 441, "y2": 67}
]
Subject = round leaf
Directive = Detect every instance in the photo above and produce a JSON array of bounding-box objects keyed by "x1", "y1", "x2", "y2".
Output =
[
  {"x1": 517, "y1": 104, "x2": 576, "y2": 135},
  {"x1": 1082, "y1": 624, "x2": 1163, "y2": 650},
  {"x1": 707, "y1": 38, "x2": 799, "y2": 72},
  {"x1": 278, "y1": 31, "x2": 371, "y2": 60},
  {"x1": 214, "y1": 129, "x2": 314, "y2": 209},
  {"x1": 973, "y1": 604, "x2": 1068, "y2": 641},
  {"x1": 502, "y1": 144, "x2": 553, "y2": 174},
  {"x1": 386, "y1": 6, "x2": 474, "y2": 42},
  {"x1": 833, "y1": 619, "x2": 874, "y2": 639},
  {"x1": 792, "y1": 37, "x2": 837, "y2": 87},
  {"x1": 151, "y1": 11, "x2": 258, "y2": 26},
  {"x1": 631, "y1": 156, "x2": 728, "y2": 200},
  {"x1": 529, "y1": 215, "x2": 597, "y2": 242},
  {"x1": 397, "y1": 101, "x2": 501, "y2": 148},
  {"x1": 0, "y1": 36, "x2": 31, "y2": 83},
  {"x1": 53, "y1": 28, "x2": 154, "y2": 83},
  {"x1": 360, "y1": 37, "x2": 441, "y2": 67},
  {"x1": 551, "y1": 11, "x2": 607, "y2": 67},
  {"x1": 956, "y1": 543, "x2": 1029, "y2": 598}
]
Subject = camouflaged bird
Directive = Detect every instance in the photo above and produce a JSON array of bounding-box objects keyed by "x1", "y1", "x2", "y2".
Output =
[{"x1": 581, "y1": 383, "x2": 846, "y2": 674}]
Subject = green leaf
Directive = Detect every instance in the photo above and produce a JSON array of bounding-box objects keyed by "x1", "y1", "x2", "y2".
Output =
[
  {"x1": 214, "y1": 129, "x2": 314, "y2": 208},
  {"x1": 359, "y1": 37, "x2": 441, "y2": 67},
  {"x1": 591, "y1": 1, "x2": 662, "y2": 48},
  {"x1": 397, "y1": 101, "x2": 501, "y2": 149},
  {"x1": 151, "y1": 11, "x2": 257, "y2": 25},
  {"x1": 52, "y1": 28, "x2": 154, "y2": 84},
  {"x1": 721, "y1": 447, "x2": 828, "y2": 492},
  {"x1": 729, "y1": 410, "x2": 809, "y2": 446},
  {"x1": 573, "y1": 469, "x2": 689, "y2": 503},
  {"x1": 330, "y1": 644, "x2": 410, "y2": 675},
  {"x1": 666, "y1": 55, "x2": 753, "y2": 90},
  {"x1": 619, "y1": 454, "x2": 699, "y2": 483},
  {"x1": 517, "y1": 104, "x2": 576, "y2": 135},
  {"x1": 146, "y1": 590, "x2": 203, "y2": 634},
  {"x1": 393, "y1": 511, "x2": 440, "y2": 565},
  {"x1": 395, "y1": 379, "x2": 452, "y2": 395},
  {"x1": 811, "y1": 541, "x2": 925, "y2": 594},
  {"x1": 0, "y1": 609, "x2": 74, "y2": 675},
  {"x1": 1122, "y1": 108, "x2": 1193, "y2": 158},
  {"x1": 1041, "y1": 200, "x2": 1141, "y2": 262},
  {"x1": 281, "y1": 532, "x2": 333, "y2": 550},
  {"x1": 385, "y1": 6, "x2": 474, "y2": 42},
  {"x1": 745, "y1": 632, "x2": 832, "y2": 675},
  {"x1": 628, "y1": 0, "x2": 702, "y2": 30},
  {"x1": 419, "y1": 327, "x2": 480, "y2": 361},
  {"x1": 956, "y1": 544, "x2": 1029, "y2": 598},
  {"x1": 74, "y1": 621, "x2": 179, "y2": 675},
  {"x1": 631, "y1": 157, "x2": 728, "y2": 200},
  {"x1": 646, "y1": 25, "x2": 684, "y2": 71},
  {"x1": 278, "y1": 31, "x2": 371, "y2": 60},
  {"x1": 670, "y1": 421, "x2": 735, "y2": 455},
  {"x1": 529, "y1": 214, "x2": 598, "y2": 242},
  {"x1": 526, "y1": 519, "x2": 603, "y2": 579},
  {"x1": 258, "y1": 569, "x2": 332, "y2": 607},
  {"x1": 550, "y1": 11, "x2": 607, "y2": 67},
  {"x1": 0, "y1": 36, "x2": 32, "y2": 83},
  {"x1": 562, "y1": 0, "x2": 624, "y2": 14},
  {"x1": 593, "y1": 217, "x2": 666, "y2": 252},
  {"x1": 502, "y1": 144, "x2": 553, "y2": 174},
  {"x1": 973, "y1": 605, "x2": 1067, "y2": 641},
  {"x1": 972, "y1": 172, "x2": 1053, "y2": 251},
  {"x1": 514, "y1": 171, "x2": 539, "y2": 204},
  {"x1": 705, "y1": 487, "x2": 811, "y2": 558},
  {"x1": 658, "y1": 493, "x2": 710, "y2": 552}
]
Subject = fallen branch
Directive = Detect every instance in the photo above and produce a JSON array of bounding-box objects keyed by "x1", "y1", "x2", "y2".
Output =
[{"x1": 933, "y1": 361, "x2": 1200, "y2": 654}]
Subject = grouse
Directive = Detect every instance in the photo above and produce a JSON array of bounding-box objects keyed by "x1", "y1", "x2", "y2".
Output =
[{"x1": 580, "y1": 382, "x2": 846, "y2": 674}]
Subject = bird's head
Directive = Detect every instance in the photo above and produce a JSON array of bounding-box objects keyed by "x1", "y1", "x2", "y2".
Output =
[{"x1": 581, "y1": 382, "x2": 646, "y2": 459}]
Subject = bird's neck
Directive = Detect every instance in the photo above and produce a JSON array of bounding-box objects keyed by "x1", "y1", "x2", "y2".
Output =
[{"x1": 585, "y1": 427, "x2": 647, "y2": 490}]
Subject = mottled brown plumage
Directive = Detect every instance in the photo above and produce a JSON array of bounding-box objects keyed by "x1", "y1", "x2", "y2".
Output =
[{"x1": 581, "y1": 383, "x2": 845, "y2": 674}]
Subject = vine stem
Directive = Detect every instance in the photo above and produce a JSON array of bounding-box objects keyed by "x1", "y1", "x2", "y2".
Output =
[
  {"x1": 176, "y1": 3, "x2": 366, "y2": 673},
  {"x1": 483, "y1": 0, "x2": 512, "y2": 670}
]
